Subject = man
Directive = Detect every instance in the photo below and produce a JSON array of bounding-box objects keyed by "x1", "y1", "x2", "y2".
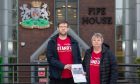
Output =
[{"x1": 46, "y1": 20, "x2": 82, "y2": 84}]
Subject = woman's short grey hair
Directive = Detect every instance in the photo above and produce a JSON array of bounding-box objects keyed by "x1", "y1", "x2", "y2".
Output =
[{"x1": 91, "y1": 33, "x2": 104, "y2": 41}]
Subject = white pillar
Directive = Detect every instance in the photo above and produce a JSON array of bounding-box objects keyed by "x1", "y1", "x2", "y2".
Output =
[
  {"x1": 123, "y1": 0, "x2": 136, "y2": 78},
  {"x1": 136, "y1": 0, "x2": 140, "y2": 57},
  {"x1": 0, "y1": 0, "x2": 13, "y2": 83}
]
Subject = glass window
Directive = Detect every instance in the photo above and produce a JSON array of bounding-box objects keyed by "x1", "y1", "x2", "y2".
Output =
[
  {"x1": 8, "y1": 41, "x2": 17, "y2": 56},
  {"x1": 116, "y1": 25, "x2": 124, "y2": 56},
  {"x1": 67, "y1": 8, "x2": 77, "y2": 22},
  {"x1": 115, "y1": 10, "x2": 123, "y2": 25},
  {"x1": 55, "y1": 0, "x2": 79, "y2": 34},
  {"x1": 70, "y1": 25, "x2": 78, "y2": 33},
  {"x1": 124, "y1": 0, "x2": 135, "y2": 8},
  {"x1": 115, "y1": 0, "x2": 124, "y2": 63},
  {"x1": 67, "y1": 0, "x2": 78, "y2": 33},
  {"x1": 0, "y1": 42, "x2": 1, "y2": 56},
  {"x1": 56, "y1": 1, "x2": 66, "y2": 22},
  {"x1": 8, "y1": 27, "x2": 17, "y2": 41},
  {"x1": 8, "y1": 57, "x2": 17, "y2": 63},
  {"x1": 116, "y1": 0, "x2": 123, "y2": 8}
]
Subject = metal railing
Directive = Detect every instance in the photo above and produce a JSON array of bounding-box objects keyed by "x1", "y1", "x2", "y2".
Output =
[
  {"x1": 0, "y1": 62, "x2": 49, "y2": 84},
  {"x1": 117, "y1": 64, "x2": 140, "y2": 84},
  {"x1": 0, "y1": 63, "x2": 140, "y2": 84}
]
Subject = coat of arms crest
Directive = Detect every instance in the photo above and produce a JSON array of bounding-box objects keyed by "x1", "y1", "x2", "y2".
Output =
[{"x1": 20, "y1": 1, "x2": 51, "y2": 29}]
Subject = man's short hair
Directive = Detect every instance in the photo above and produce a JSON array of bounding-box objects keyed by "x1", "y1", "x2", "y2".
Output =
[{"x1": 57, "y1": 20, "x2": 69, "y2": 27}]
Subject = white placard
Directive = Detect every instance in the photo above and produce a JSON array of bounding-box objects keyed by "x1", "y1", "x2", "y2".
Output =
[{"x1": 71, "y1": 64, "x2": 87, "y2": 83}]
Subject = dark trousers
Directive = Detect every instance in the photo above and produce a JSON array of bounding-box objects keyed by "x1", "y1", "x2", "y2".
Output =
[{"x1": 49, "y1": 78, "x2": 76, "y2": 84}]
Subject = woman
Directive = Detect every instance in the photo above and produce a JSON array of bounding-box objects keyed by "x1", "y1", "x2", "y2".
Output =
[{"x1": 82, "y1": 33, "x2": 117, "y2": 84}]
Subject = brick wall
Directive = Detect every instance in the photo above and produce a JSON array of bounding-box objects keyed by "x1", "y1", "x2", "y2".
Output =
[
  {"x1": 79, "y1": 0, "x2": 115, "y2": 52},
  {"x1": 18, "y1": 0, "x2": 54, "y2": 83}
]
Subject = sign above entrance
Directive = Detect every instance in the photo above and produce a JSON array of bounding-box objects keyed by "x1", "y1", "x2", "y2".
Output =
[
  {"x1": 82, "y1": 7, "x2": 113, "y2": 25},
  {"x1": 19, "y1": 0, "x2": 52, "y2": 29}
]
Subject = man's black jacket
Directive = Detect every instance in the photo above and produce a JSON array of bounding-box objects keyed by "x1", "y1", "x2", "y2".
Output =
[{"x1": 46, "y1": 34, "x2": 82, "y2": 79}]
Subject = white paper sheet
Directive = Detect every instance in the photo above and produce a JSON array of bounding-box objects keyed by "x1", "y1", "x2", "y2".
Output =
[{"x1": 71, "y1": 64, "x2": 87, "y2": 83}]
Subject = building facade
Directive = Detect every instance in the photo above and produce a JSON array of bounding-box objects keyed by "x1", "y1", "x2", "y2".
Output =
[{"x1": 0, "y1": 0, "x2": 140, "y2": 83}]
